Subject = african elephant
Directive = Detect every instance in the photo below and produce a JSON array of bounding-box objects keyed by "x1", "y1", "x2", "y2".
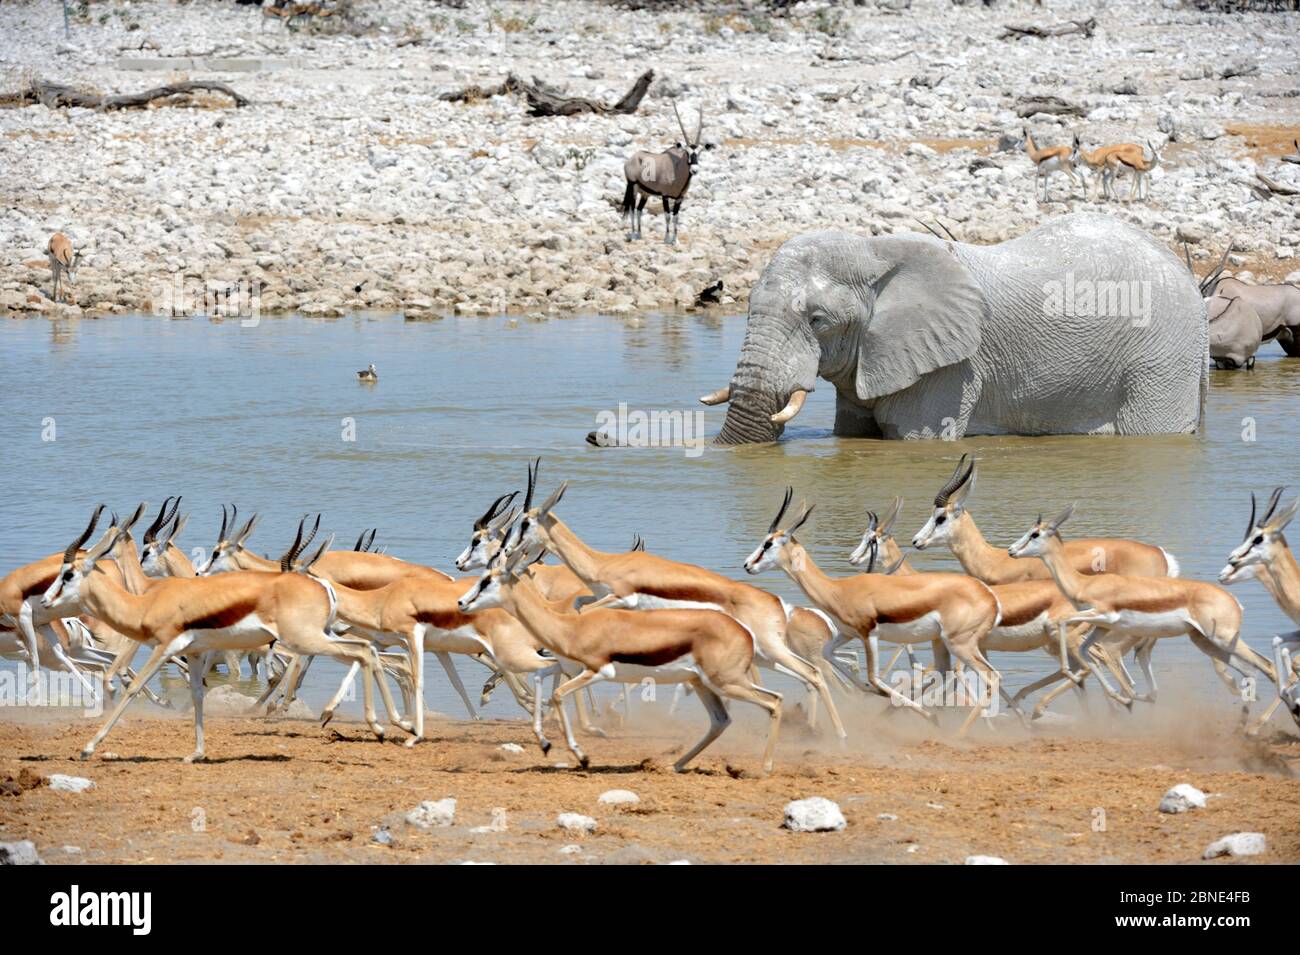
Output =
[
  {"x1": 1208, "y1": 294, "x2": 1263, "y2": 369},
  {"x1": 703, "y1": 213, "x2": 1207, "y2": 443}
]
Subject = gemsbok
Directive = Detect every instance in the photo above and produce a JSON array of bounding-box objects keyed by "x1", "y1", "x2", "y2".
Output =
[
  {"x1": 47, "y1": 231, "x2": 82, "y2": 303},
  {"x1": 621, "y1": 100, "x2": 706, "y2": 244},
  {"x1": 747, "y1": 487, "x2": 1004, "y2": 735},
  {"x1": 459, "y1": 544, "x2": 783, "y2": 773}
]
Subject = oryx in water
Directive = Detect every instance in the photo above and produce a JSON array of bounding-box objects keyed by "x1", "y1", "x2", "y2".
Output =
[{"x1": 621, "y1": 100, "x2": 707, "y2": 244}]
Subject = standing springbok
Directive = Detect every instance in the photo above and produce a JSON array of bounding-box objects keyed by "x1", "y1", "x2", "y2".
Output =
[
  {"x1": 1107, "y1": 140, "x2": 1160, "y2": 201},
  {"x1": 621, "y1": 100, "x2": 705, "y2": 244},
  {"x1": 1022, "y1": 127, "x2": 1080, "y2": 202},
  {"x1": 47, "y1": 232, "x2": 82, "y2": 303}
]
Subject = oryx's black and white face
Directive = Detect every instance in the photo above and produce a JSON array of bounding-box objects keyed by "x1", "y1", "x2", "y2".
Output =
[
  {"x1": 1219, "y1": 488, "x2": 1295, "y2": 584},
  {"x1": 744, "y1": 487, "x2": 814, "y2": 575},
  {"x1": 913, "y1": 456, "x2": 976, "y2": 549},
  {"x1": 1007, "y1": 504, "x2": 1076, "y2": 559}
]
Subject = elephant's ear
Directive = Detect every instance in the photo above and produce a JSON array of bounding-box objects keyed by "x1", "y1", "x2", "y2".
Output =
[{"x1": 853, "y1": 236, "x2": 987, "y2": 402}]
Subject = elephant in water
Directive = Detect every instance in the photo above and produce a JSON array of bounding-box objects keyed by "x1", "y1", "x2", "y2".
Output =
[{"x1": 702, "y1": 213, "x2": 1207, "y2": 443}]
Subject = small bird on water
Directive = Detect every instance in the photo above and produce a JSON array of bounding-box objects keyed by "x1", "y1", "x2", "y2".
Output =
[{"x1": 357, "y1": 363, "x2": 378, "y2": 382}]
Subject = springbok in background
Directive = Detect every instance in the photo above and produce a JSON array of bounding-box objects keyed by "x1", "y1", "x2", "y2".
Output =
[
  {"x1": 621, "y1": 100, "x2": 706, "y2": 244},
  {"x1": 1021, "y1": 127, "x2": 1080, "y2": 201},
  {"x1": 1107, "y1": 140, "x2": 1160, "y2": 201},
  {"x1": 47, "y1": 232, "x2": 82, "y2": 303},
  {"x1": 1073, "y1": 137, "x2": 1144, "y2": 200}
]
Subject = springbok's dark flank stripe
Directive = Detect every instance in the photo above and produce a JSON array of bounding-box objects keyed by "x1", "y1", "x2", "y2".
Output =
[
  {"x1": 997, "y1": 596, "x2": 1052, "y2": 628},
  {"x1": 22, "y1": 572, "x2": 57, "y2": 600},
  {"x1": 186, "y1": 599, "x2": 259, "y2": 632},
  {"x1": 610, "y1": 642, "x2": 692, "y2": 667},
  {"x1": 415, "y1": 609, "x2": 469, "y2": 630}
]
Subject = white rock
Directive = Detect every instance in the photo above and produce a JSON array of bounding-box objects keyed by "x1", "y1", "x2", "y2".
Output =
[
  {"x1": 664, "y1": 859, "x2": 691, "y2": 865},
  {"x1": 405, "y1": 798, "x2": 456, "y2": 829},
  {"x1": 783, "y1": 797, "x2": 847, "y2": 833},
  {"x1": 47, "y1": 774, "x2": 95, "y2": 793},
  {"x1": 499, "y1": 743, "x2": 525, "y2": 754},
  {"x1": 1159, "y1": 783, "x2": 1207, "y2": 814},
  {"x1": 557, "y1": 812, "x2": 598, "y2": 835},
  {"x1": 1203, "y1": 832, "x2": 1266, "y2": 859},
  {"x1": 597, "y1": 789, "x2": 639, "y2": 807},
  {"x1": 965, "y1": 855, "x2": 1009, "y2": 865},
  {"x1": 877, "y1": 812, "x2": 899, "y2": 821},
  {"x1": 0, "y1": 841, "x2": 42, "y2": 865},
  {"x1": 558, "y1": 844, "x2": 583, "y2": 855}
]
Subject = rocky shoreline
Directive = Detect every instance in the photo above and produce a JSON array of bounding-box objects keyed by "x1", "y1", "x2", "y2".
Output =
[{"x1": 1, "y1": 0, "x2": 1297, "y2": 321}]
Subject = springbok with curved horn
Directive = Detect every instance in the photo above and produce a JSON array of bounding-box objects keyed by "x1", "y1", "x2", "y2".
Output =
[
  {"x1": 1021, "y1": 127, "x2": 1081, "y2": 202},
  {"x1": 621, "y1": 99, "x2": 706, "y2": 244},
  {"x1": 454, "y1": 492, "x2": 520, "y2": 571},
  {"x1": 508, "y1": 459, "x2": 849, "y2": 740},
  {"x1": 745, "y1": 487, "x2": 1004, "y2": 735},
  {"x1": 1219, "y1": 489, "x2": 1300, "y2": 728},
  {"x1": 1009, "y1": 505, "x2": 1281, "y2": 726},
  {"x1": 1106, "y1": 140, "x2": 1160, "y2": 202},
  {"x1": 459, "y1": 543, "x2": 783, "y2": 773},
  {"x1": 41, "y1": 521, "x2": 405, "y2": 762}
]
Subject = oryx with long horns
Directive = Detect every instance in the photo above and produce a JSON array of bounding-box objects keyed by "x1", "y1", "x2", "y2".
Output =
[{"x1": 621, "y1": 99, "x2": 707, "y2": 244}]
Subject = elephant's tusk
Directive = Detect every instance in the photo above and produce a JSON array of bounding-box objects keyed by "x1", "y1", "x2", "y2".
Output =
[
  {"x1": 770, "y1": 389, "x2": 808, "y2": 425},
  {"x1": 698, "y1": 385, "x2": 731, "y2": 406}
]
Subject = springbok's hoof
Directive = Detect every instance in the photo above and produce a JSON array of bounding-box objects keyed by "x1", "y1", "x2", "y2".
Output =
[
  {"x1": 79, "y1": 749, "x2": 94, "y2": 761},
  {"x1": 578, "y1": 755, "x2": 590, "y2": 769},
  {"x1": 183, "y1": 752, "x2": 206, "y2": 764},
  {"x1": 539, "y1": 740, "x2": 552, "y2": 755}
]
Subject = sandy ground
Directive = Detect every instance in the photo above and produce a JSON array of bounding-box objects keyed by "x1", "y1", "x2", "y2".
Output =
[{"x1": 3, "y1": 700, "x2": 1298, "y2": 864}]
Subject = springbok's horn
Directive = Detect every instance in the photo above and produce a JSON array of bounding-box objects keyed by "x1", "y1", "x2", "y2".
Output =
[
  {"x1": 64, "y1": 504, "x2": 106, "y2": 565},
  {"x1": 143, "y1": 496, "x2": 175, "y2": 544},
  {"x1": 881, "y1": 497, "x2": 903, "y2": 535},
  {"x1": 1245, "y1": 492, "x2": 1258, "y2": 543},
  {"x1": 280, "y1": 517, "x2": 308, "y2": 573},
  {"x1": 768, "y1": 486, "x2": 794, "y2": 534},
  {"x1": 933, "y1": 454, "x2": 972, "y2": 507},
  {"x1": 475, "y1": 492, "x2": 518, "y2": 531}
]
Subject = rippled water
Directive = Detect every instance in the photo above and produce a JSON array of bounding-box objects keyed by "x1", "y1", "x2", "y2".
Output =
[{"x1": 2, "y1": 313, "x2": 1297, "y2": 720}]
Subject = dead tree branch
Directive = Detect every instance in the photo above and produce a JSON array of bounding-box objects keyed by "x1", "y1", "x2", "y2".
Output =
[
  {"x1": 0, "y1": 79, "x2": 249, "y2": 110},
  {"x1": 440, "y1": 70, "x2": 655, "y2": 117},
  {"x1": 1000, "y1": 17, "x2": 1097, "y2": 40}
]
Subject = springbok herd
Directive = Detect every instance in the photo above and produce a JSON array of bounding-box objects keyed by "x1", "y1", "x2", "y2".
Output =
[{"x1": 2, "y1": 458, "x2": 1299, "y2": 774}]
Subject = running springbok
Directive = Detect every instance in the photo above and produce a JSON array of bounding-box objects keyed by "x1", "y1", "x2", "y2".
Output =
[
  {"x1": 1022, "y1": 127, "x2": 1080, "y2": 201},
  {"x1": 47, "y1": 232, "x2": 82, "y2": 303},
  {"x1": 1219, "y1": 488, "x2": 1300, "y2": 728},
  {"x1": 747, "y1": 487, "x2": 1004, "y2": 735},
  {"x1": 40, "y1": 519, "x2": 405, "y2": 762},
  {"x1": 1008, "y1": 505, "x2": 1281, "y2": 729},
  {"x1": 850, "y1": 497, "x2": 1132, "y2": 719},
  {"x1": 459, "y1": 544, "x2": 783, "y2": 773},
  {"x1": 621, "y1": 100, "x2": 705, "y2": 244},
  {"x1": 508, "y1": 460, "x2": 848, "y2": 740}
]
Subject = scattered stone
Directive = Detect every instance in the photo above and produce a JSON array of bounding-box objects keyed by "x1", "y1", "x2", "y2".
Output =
[
  {"x1": 965, "y1": 855, "x2": 1009, "y2": 865},
  {"x1": 62, "y1": 846, "x2": 83, "y2": 855},
  {"x1": 557, "y1": 812, "x2": 598, "y2": 835},
  {"x1": 371, "y1": 827, "x2": 393, "y2": 847},
  {"x1": 1159, "y1": 783, "x2": 1207, "y2": 814},
  {"x1": 597, "y1": 789, "x2": 640, "y2": 807},
  {"x1": 664, "y1": 859, "x2": 692, "y2": 865},
  {"x1": 559, "y1": 844, "x2": 583, "y2": 855},
  {"x1": 0, "y1": 841, "x2": 42, "y2": 865},
  {"x1": 1203, "y1": 832, "x2": 1266, "y2": 859},
  {"x1": 499, "y1": 743, "x2": 526, "y2": 754},
  {"x1": 783, "y1": 797, "x2": 847, "y2": 833},
  {"x1": 406, "y1": 798, "x2": 457, "y2": 829},
  {"x1": 47, "y1": 774, "x2": 95, "y2": 793},
  {"x1": 877, "y1": 812, "x2": 899, "y2": 822}
]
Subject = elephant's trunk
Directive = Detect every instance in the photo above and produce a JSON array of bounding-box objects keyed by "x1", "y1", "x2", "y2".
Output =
[{"x1": 714, "y1": 380, "x2": 783, "y2": 445}]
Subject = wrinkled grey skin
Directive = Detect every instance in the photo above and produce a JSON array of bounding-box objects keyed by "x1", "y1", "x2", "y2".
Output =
[
  {"x1": 713, "y1": 213, "x2": 1207, "y2": 444},
  {"x1": 1207, "y1": 276, "x2": 1300, "y2": 357},
  {"x1": 1208, "y1": 295, "x2": 1263, "y2": 370}
]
